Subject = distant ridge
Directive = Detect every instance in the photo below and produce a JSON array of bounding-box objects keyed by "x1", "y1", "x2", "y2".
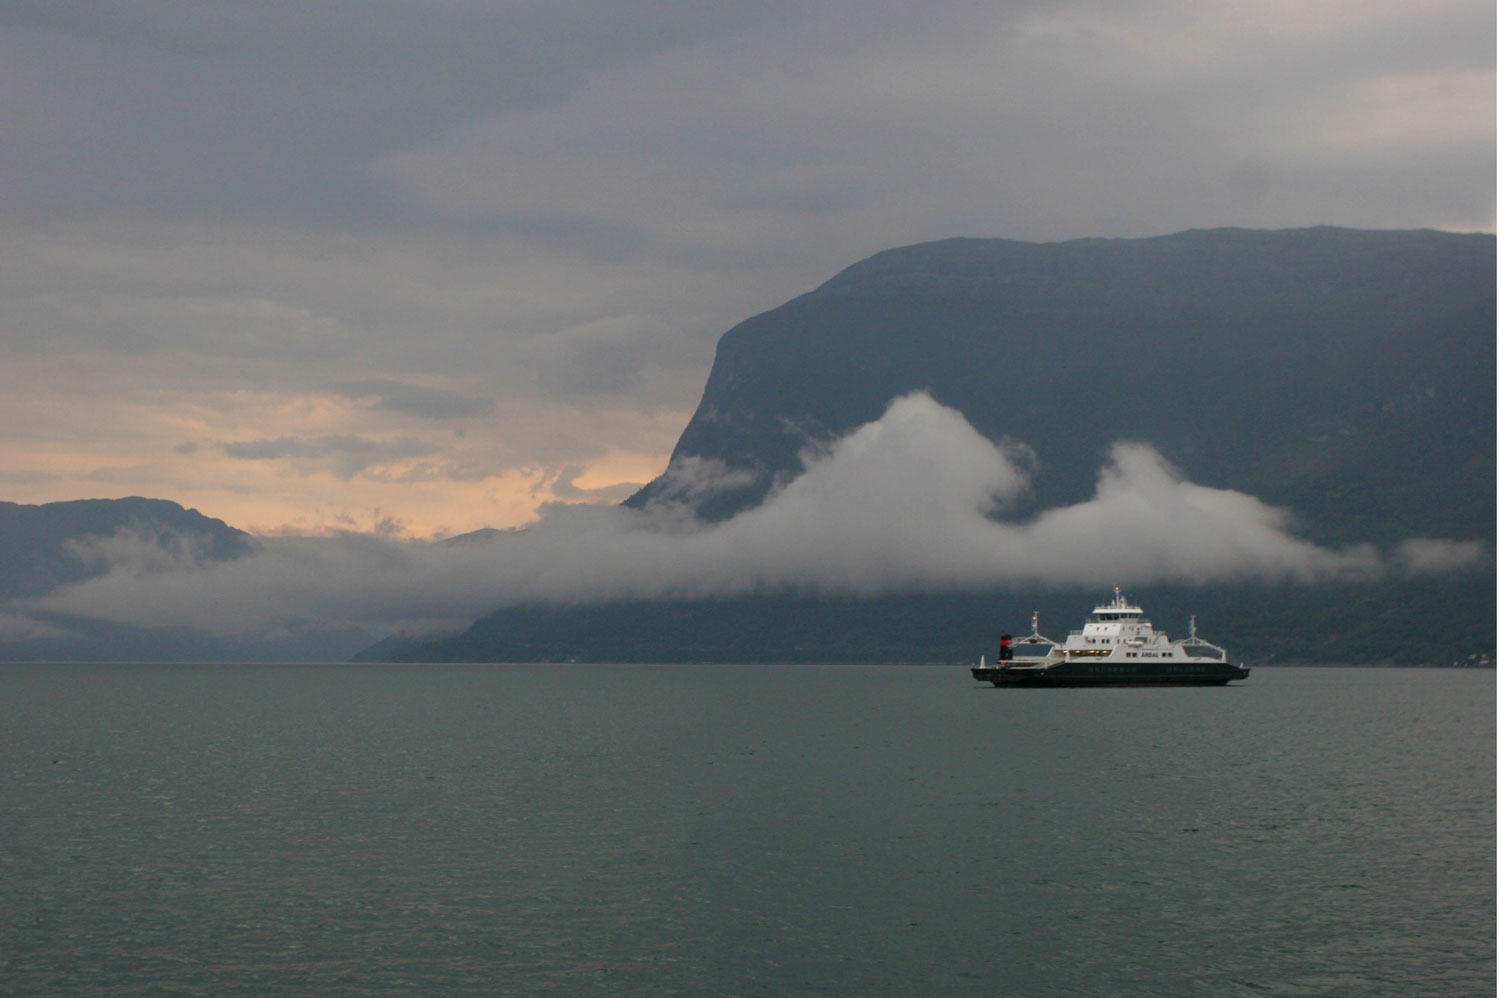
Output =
[
  {"x1": 0, "y1": 497, "x2": 254, "y2": 599},
  {"x1": 404, "y1": 577, "x2": 1495, "y2": 666},
  {"x1": 0, "y1": 497, "x2": 373, "y2": 662}
]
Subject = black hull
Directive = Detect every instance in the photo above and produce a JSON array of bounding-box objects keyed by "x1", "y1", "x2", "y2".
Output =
[{"x1": 972, "y1": 663, "x2": 1250, "y2": 687}]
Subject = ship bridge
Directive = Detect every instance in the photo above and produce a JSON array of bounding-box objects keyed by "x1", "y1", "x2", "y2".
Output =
[
  {"x1": 1089, "y1": 586, "x2": 1143, "y2": 619},
  {"x1": 1073, "y1": 588, "x2": 1160, "y2": 648}
]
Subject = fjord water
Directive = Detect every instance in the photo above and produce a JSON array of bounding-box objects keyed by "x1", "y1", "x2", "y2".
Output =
[{"x1": 2, "y1": 665, "x2": 1492, "y2": 997}]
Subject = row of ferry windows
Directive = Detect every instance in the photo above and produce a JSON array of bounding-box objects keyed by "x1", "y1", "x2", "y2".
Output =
[
  {"x1": 1083, "y1": 642, "x2": 1166, "y2": 657},
  {"x1": 1088, "y1": 663, "x2": 1208, "y2": 673}
]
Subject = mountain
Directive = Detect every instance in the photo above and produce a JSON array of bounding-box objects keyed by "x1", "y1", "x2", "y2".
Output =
[
  {"x1": 628, "y1": 227, "x2": 1494, "y2": 545},
  {"x1": 393, "y1": 227, "x2": 1495, "y2": 665},
  {"x1": 0, "y1": 497, "x2": 255, "y2": 599}
]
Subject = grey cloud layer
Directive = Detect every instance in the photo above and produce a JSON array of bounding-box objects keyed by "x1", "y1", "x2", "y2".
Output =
[
  {"x1": 333, "y1": 379, "x2": 495, "y2": 420},
  {"x1": 221, "y1": 434, "x2": 439, "y2": 478},
  {"x1": 31, "y1": 395, "x2": 1486, "y2": 636},
  {"x1": 1, "y1": 1, "x2": 1491, "y2": 409}
]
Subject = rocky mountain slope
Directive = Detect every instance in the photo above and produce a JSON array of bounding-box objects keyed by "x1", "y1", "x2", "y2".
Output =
[{"x1": 628, "y1": 227, "x2": 1494, "y2": 547}]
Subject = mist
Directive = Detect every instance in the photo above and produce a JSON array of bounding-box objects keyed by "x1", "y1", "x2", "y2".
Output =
[{"x1": 27, "y1": 394, "x2": 1487, "y2": 638}]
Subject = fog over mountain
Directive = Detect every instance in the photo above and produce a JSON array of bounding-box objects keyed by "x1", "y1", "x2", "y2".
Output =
[
  {"x1": 0, "y1": 497, "x2": 253, "y2": 600},
  {"x1": 17, "y1": 393, "x2": 1482, "y2": 645}
]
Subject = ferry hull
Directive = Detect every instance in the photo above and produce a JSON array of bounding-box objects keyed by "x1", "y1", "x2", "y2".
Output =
[{"x1": 972, "y1": 663, "x2": 1251, "y2": 687}]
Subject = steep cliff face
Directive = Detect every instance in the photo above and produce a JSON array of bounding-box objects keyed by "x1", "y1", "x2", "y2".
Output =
[{"x1": 627, "y1": 227, "x2": 1495, "y2": 545}]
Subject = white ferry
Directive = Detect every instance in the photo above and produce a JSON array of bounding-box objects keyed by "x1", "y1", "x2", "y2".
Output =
[{"x1": 972, "y1": 589, "x2": 1251, "y2": 687}]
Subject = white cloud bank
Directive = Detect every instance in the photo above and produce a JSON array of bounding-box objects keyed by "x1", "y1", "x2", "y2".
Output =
[{"x1": 26, "y1": 394, "x2": 1487, "y2": 637}]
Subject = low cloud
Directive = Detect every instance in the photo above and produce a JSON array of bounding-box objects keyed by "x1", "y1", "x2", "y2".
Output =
[
  {"x1": 0, "y1": 611, "x2": 71, "y2": 641},
  {"x1": 63, "y1": 527, "x2": 237, "y2": 578},
  {"x1": 639, "y1": 455, "x2": 759, "y2": 508},
  {"x1": 28, "y1": 394, "x2": 1487, "y2": 637},
  {"x1": 1392, "y1": 538, "x2": 1491, "y2": 575}
]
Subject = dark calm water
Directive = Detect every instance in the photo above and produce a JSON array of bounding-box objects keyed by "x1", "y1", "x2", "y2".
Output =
[{"x1": 1, "y1": 664, "x2": 1492, "y2": 997}]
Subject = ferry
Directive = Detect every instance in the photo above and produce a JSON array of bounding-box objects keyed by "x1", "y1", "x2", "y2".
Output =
[{"x1": 972, "y1": 589, "x2": 1250, "y2": 687}]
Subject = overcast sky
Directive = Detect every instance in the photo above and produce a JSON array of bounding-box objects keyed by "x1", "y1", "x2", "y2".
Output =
[{"x1": 1, "y1": 0, "x2": 1493, "y2": 538}]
